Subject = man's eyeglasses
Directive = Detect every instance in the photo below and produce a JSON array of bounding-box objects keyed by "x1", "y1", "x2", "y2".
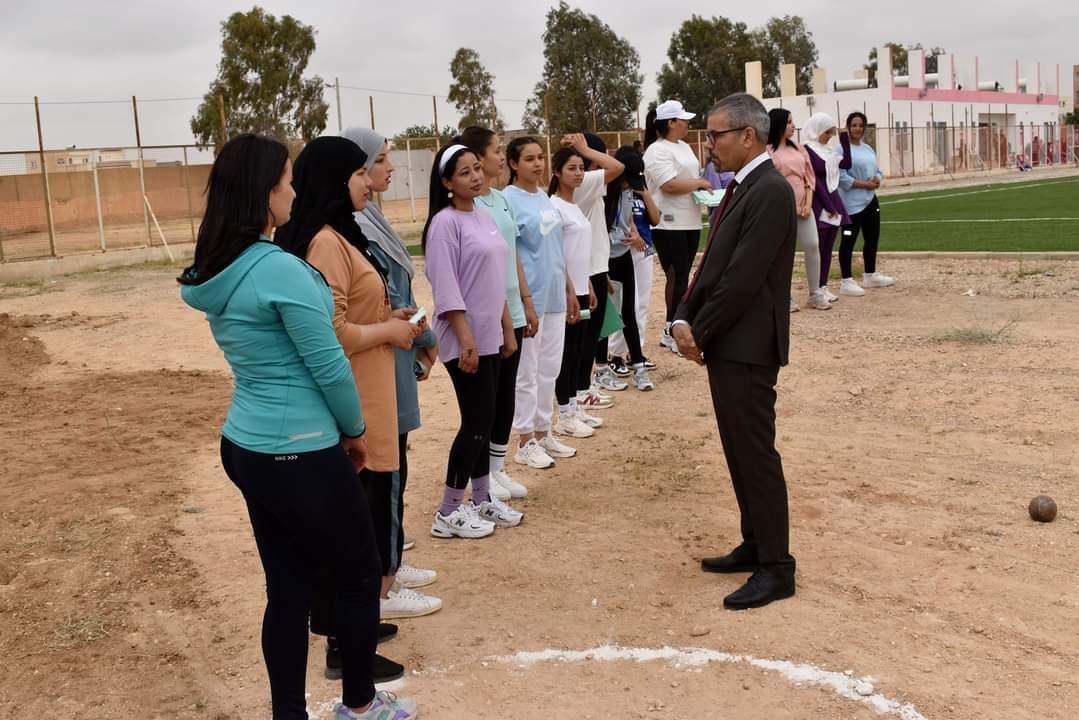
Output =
[{"x1": 706, "y1": 127, "x2": 748, "y2": 143}]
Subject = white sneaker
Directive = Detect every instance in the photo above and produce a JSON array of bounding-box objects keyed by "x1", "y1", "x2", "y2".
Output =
[
  {"x1": 577, "y1": 388, "x2": 614, "y2": 410},
  {"x1": 632, "y1": 364, "x2": 655, "y2": 391},
  {"x1": 430, "y1": 503, "x2": 495, "y2": 539},
  {"x1": 594, "y1": 366, "x2": 628, "y2": 392},
  {"x1": 492, "y1": 468, "x2": 528, "y2": 498},
  {"x1": 807, "y1": 290, "x2": 832, "y2": 310},
  {"x1": 862, "y1": 271, "x2": 896, "y2": 288},
  {"x1": 576, "y1": 407, "x2": 604, "y2": 428},
  {"x1": 789, "y1": 296, "x2": 800, "y2": 313},
  {"x1": 554, "y1": 414, "x2": 595, "y2": 438},
  {"x1": 475, "y1": 496, "x2": 524, "y2": 528},
  {"x1": 659, "y1": 326, "x2": 679, "y2": 353},
  {"x1": 396, "y1": 563, "x2": 437, "y2": 589},
  {"x1": 487, "y1": 473, "x2": 511, "y2": 500},
  {"x1": 839, "y1": 278, "x2": 865, "y2": 297},
  {"x1": 539, "y1": 433, "x2": 576, "y2": 458},
  {"x1": 380, "y1": 586, "x2": 443, "y2": 619},
  {"x1": 821, "y1": 286, "x2": 839, "y2": 303},
  {"x1": 586, "y1": 385, "x2": 613, "y2": 401},
  {"x1": 513, "y1": 439, "x2": 555, "y2": 469},
  {"x1": 402, "y1": 535, "x2": 415, "y2": 551}
]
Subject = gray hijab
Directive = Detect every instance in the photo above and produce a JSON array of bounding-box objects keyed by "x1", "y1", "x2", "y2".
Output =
[{"x1": 341, "y1": 126, "x2": 415, "y2": 277}]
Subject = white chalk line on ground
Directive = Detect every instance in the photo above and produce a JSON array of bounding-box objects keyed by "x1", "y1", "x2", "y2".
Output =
[
  {"x1": 879, "y1": 177, "x2": 1079, "y2": 206},
  {"x1": 493, "y1": 644, "x2": 928, "y2": 720},
  {"x1": 882, "y1": 217, "x2": 1079, "y2": 224}
]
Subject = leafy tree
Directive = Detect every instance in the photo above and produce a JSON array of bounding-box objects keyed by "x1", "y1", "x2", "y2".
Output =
[
  {"x1": 390, "y1": 124, "x2": 458, "y2": 150},
  {"x1": 753, "y1": 16, "x2": 819, "y2": 97},
  {"x1": 656, "y1": 16, "x2": 756, "y2": 126},
  {"x1": 865, "y1": 43, "x2": 946, "y2": 83},
  {"x1": 191, "y1": 7, "x2": 327, "y2": 147},
  {"x1": 524, "y1": 2, "x2": 643, "y2": 134},
  {"x1": 448, "y1": 48, "x2": 502, "y2": 131}
]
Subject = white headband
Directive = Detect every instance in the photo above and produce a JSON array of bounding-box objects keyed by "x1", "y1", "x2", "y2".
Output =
[{"x1": 438, "y1": 144, "x2": 470, "y2": 174}]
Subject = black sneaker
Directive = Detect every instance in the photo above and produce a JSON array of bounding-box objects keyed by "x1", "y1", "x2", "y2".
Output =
[
  {"x1": 641, "y1": 357, "x2": 657, "y2": 370},
  {"x1": 608, "y1": 356, "x2": 632, "y2": 377},
  {"x1": 325, "y1": 630, "x2": 401, "y2": 681}
]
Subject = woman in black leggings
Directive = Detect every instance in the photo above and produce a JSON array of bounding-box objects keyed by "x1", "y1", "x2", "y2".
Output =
[{"x1": 179, "y1": 134, "x2": 416, "y2": 720}]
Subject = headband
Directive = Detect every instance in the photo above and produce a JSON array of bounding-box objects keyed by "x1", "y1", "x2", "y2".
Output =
[{"x1": 438, "y1": 144, "x2": 470, "y2": 174}]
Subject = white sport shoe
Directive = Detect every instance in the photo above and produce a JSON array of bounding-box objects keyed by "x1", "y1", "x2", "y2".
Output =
[
  {"x1": 395, "y1": 563, "x2": 437, "y2": 589},
  {"x1": 577, "y1": 388, "x2": 614, "y2": 410},
  {"x1": 335, "y1": 691, "x2": 417, "y2": 720},
  {"x1": 576, "y1": 407, "x2": 604, "y2": 428},
  {"x1": 593, "y1": 366, "x2": 628, "y2": 392},
  {"x1": 380, "y1": 586, "x2": 443, "y2": 619},
  {"x1": 807, "y1": 290, "x2": 832, "y2": 310},
  {"x1": 554, "y1": 414, "x2": 595, "y2": 438},
  {"x1": 487, "y1": 473, "x2": 511, "y2": 500},
  {"x1": 539, "y1": 433, "x2": 576, "y2": 458},
  {"x1": 475, "y1": 496, "x2": 524, "y2": 528},
  {"x1": 402, "y1": 535, "x2": 415, "y2": 551},
  {"x1": 492, "y1": 468, "x2": 528, "y2": 498},
  {"x1": 789, "y1": 296, "x2": 800, "y2": 313},
  {"x1": 659, "y1": 325, "x2": 679, "y2": 353},
  {"x1": 821, "y1": 285, "x2": 839, "y2": 303},
  {"x1": 431, "y1": 503, "x2": 495, "y2": 539},
  {"x1": 631, "y1": 364, "x2": 655, "y2": 391},
  {"x1": 862, "y1": 271, "x2": 896, "y2": 288},
  {"x1": 513, "y1": 439, "x2": 555, "y2": 469},
  {"x1": 839, "y1": 278, "x2": 865, "y2": 297}
]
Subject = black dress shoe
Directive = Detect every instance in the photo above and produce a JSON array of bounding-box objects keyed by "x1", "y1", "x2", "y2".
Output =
[
  {"x1": 371, "y1": 653, "x2": 404, "y2": 683},
  {"x1": 701, "y1": 544, "x2": 759, "y2": 574},
  {"x1": 723, "y1": 567, "x2": 795, "y2": 610},
  {"x1": 378, "y1": 622, "x2": 398, "y2": 643},
  {"x1": 325, "y1": 636, "x2": 403, "y2": 681}
]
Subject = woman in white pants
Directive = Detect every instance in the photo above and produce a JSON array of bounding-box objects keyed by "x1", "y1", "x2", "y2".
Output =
[
  {"x1": 503, "y1": 137, "x2": 574, "y2": 470},
  {"x1": 767, "y1": 108, "x2": 830, "y2": 311}
]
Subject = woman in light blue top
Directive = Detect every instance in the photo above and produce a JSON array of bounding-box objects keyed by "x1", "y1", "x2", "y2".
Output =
[{"x1": 837, "y1": 111, "x2": 896, "y2": 294}]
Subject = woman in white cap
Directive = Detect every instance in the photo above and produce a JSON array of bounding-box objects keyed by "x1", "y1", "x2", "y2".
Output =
[{"x1": 642, "y1": 100, "x2": 712, "y2": 353}]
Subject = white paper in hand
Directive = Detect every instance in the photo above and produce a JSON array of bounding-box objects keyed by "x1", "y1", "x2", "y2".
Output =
[{"x1": 819, "y1": 210, "x2": 842, "y2": 227}]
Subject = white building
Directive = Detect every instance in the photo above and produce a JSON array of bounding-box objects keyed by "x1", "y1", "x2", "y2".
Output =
[{"x1": 750, "y1": 45, "x2": 1069, "y2": 176}]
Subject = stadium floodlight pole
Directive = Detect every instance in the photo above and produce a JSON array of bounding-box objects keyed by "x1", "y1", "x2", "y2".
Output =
[{"x1": 33, "y1": 96, "x2": 57, "y2": 257}]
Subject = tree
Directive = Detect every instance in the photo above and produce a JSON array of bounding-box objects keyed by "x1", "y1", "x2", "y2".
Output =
[
  {"x1": 524, "y1": 2, "x2": 643, "y2": 135},
  {"x1": 390, "y1": 124, "x2": 458, "y2": 150},
  {"x1": 865, "y1": 43, "x2": 947, "y2": 83},
  {"x1": 753, "y1": 16, "x2": 819, "y2": 97},
  {"x1": 190, "y1": 7, "x2": 327, "y2": 147},
  {"x1": 448, "y1": 48, "x2": 502, "y2": 131}
]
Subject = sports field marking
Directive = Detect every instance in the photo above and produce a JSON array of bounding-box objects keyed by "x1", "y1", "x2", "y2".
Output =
[
  {"x1": 879, "y1": 177, "x2": 1079, "y2": 206},
  {"x1": 494, "y1": 644, "x2": 928, "y2": 720},
  {"x1": 883, "y1": 217, "x2": 1079, "y2": 224}
]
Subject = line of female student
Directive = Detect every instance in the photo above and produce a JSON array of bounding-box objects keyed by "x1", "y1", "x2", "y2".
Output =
[{"x1": 180, "y1": 133, "x2": 419, "y2": 720}]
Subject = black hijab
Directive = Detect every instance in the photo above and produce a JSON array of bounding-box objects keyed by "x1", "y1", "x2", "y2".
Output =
[{"x1": 276, "y1": 136, "x2": 378, "y2": 269}]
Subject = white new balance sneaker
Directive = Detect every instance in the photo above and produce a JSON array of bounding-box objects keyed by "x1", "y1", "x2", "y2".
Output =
[
  {"x1": 862, "y1": 271, "x2": 896, "y2": 288},
  {"x1": 577, "y1": 389, "x2": 614, "y2": 410},
  {"x1": 820, "y1": 285, "x2": 839, "y2": 303},
  {"x1": 380, "y1": 586, "x2": 443, "y2": 619},
  {"x1": 513, "y1": 439, "x2": 555, "y2": 469},
  {"x1": 475, "y1": 496, "x2": 524, "y2": 528},
  {"x1": 431, "y1": 503, "x2": 495, "y2": 539},
  {"x1": 576, "y1": 407, "x2": 604, "y2": 428},
  {"x1": 539, "y1": 433, "x2": 576, "y2": 458},
  {"x1": 593, "y1": 366, "x2": 628, "y2": 392},
  {"x1": 486, "y1": 473, "x2": 511, "y2": 500},
  {"x1": 806, "y1": 290, "x2": 832, "y2": 310},
  {"x1": 492, "y1": 468, "x2": 528, "y2": 498},
  {"x1": 659, "y1": 325, "x2": 679, "y2": 353},
  {"x1": 395, "y1": 563, "x2": 437, "y2": 589},
  {"x1": 839, "y1": 278, "x2": 865, "y2": 297},
  {"x1": 554, "y1": 414, "x2": 595, "y2": 438},
  {"x1": 631, "y1": 364, "x2": 655, "y2": 391}
]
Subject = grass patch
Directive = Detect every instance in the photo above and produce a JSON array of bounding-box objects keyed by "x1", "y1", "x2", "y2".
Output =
[{"x1": 934, "y1": 319, "x2": 1018, "y2": 344}]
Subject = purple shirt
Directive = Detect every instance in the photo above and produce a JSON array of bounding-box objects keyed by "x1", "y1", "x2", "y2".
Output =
[{"x1": 425, "y1": 207, "x2": 509, "y2": 362}]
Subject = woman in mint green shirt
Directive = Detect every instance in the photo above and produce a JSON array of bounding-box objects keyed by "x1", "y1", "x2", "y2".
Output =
[{"x1": 179, "y1": 134, "x2": 416, "y2": 720}]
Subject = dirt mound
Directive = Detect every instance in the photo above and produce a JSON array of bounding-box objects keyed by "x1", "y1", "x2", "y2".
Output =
[{"x1": 0, "y1": 313, "x2": 49, "y2": 381}]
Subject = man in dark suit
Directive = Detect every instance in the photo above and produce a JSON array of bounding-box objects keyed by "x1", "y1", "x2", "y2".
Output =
[{"x1": 671, "y1": 93, "x2": 797, "y2": 610}]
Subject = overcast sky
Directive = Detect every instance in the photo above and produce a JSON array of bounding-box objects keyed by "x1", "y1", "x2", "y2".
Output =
[{"x1": 1, "y1": 0, "x2": 1075, "y2": 153}]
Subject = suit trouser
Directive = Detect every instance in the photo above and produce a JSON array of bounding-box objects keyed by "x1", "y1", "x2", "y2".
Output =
[
  {"x1": 514, "y1": 311, "x2": 566, "y2": 435},
  {"x1": 706, "y1": 359, "x2": 794, "y2": 568}
]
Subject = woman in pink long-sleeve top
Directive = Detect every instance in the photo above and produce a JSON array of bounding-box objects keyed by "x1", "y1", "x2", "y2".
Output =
[{"x1": 768, "y1": 109, "x2": 830, "y2": 311}]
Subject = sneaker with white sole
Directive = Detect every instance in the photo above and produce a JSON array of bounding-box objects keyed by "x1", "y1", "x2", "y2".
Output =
[
  {"x1": 475, "y1": 496, "x2": 524, "y2": 528},
  {"x1": 608, "y1": 356, "x2": 632, "y2": 377},
  {"x1": 492, "y1": 468, "x2": 528, "y2": 497},
  {"x1": 821, "y1": 286, "x2": 839, "y2": 303},
  {"x1": 594, "y1": 366, "x2": 628, "y2": 392},
  {"x1": 789, "y1": 296, "x2": 800, "y2": 313},
  {"x1": 487, "y1": 473, "x2": 511, "y2": 500},
  {"x1": 632, "y1": 364, "x2": 655, "y2": 391},
  {"x1": 402, "y1": 535, "x2": 415, "y2": 551},
  {"x1": 641, "y1": 357, "x2": 657, "y2": 370},
  {"x1": 334, "y1": 691, "x2": 418, "y2": 720},
  {"x1": 862, "y1": 271, "x2": 896, "y2": 288},
  {"x1": 396, "y1": 563, "x2": 437, "y2": 589},
  {"x1": 431, "y1": 503, "x2": 495, "y2": 539},
  {"x1": 513, "y1": 439, "x2": 555, "y2": 469},
  {"x1": 539, "y1": 433, "x2": 576, "y2": 458},
  {"x1": 839, "y1": 278, "x2": 865, "y2": 296},
  {"x1": 807, "y1": 290, "x2": 832, "y2": 310},
  {"x1": 380, "y1": 586, "x2": 443, "y2": 619},
  {"x1": 659, "y1": 326, "x2": 679, "y2": 353},
  {"x1": 554, "y1": 414, "x2": 595, "y2": 438},
  {"x1": 577, "y1": 388, "x2": 614, "y2": 410},
  {"x1": 576, "y1": 407, "x2": 604, "y2": 428}
]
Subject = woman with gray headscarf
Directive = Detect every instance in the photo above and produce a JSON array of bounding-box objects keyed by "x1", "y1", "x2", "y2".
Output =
[{"x1": 341, "y1": 127, "x2": 442, "y2": 621}]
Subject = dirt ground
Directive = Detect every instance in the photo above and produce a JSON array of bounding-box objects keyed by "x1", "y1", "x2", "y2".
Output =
[{"x1": 1, "y1": 255, "x2": 1077, "y2": 719}]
